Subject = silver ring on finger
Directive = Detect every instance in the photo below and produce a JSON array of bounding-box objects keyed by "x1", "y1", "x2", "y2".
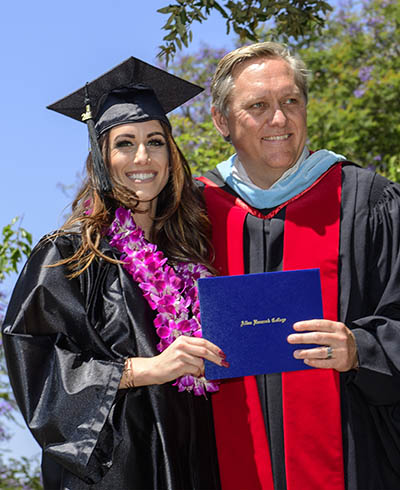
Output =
[{"x1": 326, "y1": 346, "x2": 333, "y2": 360}]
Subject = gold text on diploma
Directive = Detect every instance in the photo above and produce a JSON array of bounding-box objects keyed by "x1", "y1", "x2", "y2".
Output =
[{"x1": 240, "y1": 317, "x2": 287, "y2": 327}]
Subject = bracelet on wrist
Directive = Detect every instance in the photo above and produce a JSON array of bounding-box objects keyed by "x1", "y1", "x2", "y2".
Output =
[{"x1": 123, "y1": 358, "x2": 135, "y2": 388}]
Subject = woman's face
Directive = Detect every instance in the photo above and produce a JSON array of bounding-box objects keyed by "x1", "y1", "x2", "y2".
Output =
[{"x1": 108, "y1": 120, "x2": 169, "y2": 213}]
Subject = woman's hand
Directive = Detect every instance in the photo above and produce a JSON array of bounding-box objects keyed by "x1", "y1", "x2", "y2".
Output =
[
  {"x1": 287, "y1": 319, "x2": 359, "y2": 372},
  {"x1": 119, "y1": 336, "x2": 228, "y2": 388}
]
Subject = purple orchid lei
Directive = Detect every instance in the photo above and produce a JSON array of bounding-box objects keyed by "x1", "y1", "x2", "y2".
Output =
[{"x1": 108, "y1": 207, "x2": 219, "y2": 396}]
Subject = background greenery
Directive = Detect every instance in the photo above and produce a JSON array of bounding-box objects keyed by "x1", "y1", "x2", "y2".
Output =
[{"x1": 0, "y1": 221, "x2": 41, "y2": 488}]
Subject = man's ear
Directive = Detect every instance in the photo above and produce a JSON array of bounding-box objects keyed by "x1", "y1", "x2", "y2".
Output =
[{"x1": 211, "y1": 106, "x2": 230, "y2": 139}]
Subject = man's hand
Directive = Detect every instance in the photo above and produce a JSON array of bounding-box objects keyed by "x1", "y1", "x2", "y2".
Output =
[{"x1": 287, "y1": 319, "x2": 359, "y2": 372}]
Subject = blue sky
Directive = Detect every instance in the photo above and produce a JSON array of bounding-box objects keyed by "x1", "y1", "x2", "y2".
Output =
[{"x1": 1, "y1": 0, "x2": 236, "y2": 463}]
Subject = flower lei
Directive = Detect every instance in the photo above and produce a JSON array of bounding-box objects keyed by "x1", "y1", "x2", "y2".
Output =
[{"x1": 108, "y1": 207, "x2": 219, "y2": 396}]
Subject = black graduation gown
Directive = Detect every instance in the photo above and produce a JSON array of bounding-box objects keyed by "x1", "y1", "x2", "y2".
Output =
[
  {"x1": 200, "y1": 162, "x2": 400, "y2": 490},
  {"x1": 2, "y1": 233, "x2": 221, "y2": 490}
]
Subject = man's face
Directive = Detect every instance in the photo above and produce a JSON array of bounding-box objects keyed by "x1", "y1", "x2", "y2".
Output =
[{"x1": 212, "y1": 57, "x2": 307, "y2": 189}]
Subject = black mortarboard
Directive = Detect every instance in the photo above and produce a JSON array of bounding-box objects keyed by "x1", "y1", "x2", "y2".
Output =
[{"x1": 47, "y1": 57, "x2": 203, "y2": 194}]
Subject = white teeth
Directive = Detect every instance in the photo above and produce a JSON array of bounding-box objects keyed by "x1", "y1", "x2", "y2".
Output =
[
  {"x1": 127, "y1": 173, "x2": 155, "y2": 181},
  {"x1": 263, "y1": 134, "x2": 289, "y2": 141}
]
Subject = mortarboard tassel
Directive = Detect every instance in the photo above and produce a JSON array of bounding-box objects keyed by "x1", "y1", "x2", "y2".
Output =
[{"x1": 81, "y1": 84, "x2": 112, "y2": 194}]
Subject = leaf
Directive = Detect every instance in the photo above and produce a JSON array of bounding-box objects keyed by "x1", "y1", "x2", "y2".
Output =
[
  {"x1": 214, "y1": 4, "x2": 228, "y2": 18},
  {"x1": 163, "y1": 30, "x2": 178, "y2": 41},
  {"x1": 164, "y1": 14, "x2": 176, "y2": 29},
  {"x1": 0, "y1": 217, "x2": 32, "y2": 281},
  {"x1": 157, "y1": 6, "x2": 175, "y2": 14},
  {"x1": 182, "y1": 32, "x2": 189, "y2": 47}
]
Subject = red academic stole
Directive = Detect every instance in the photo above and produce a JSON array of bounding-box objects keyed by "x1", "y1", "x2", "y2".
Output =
[{"x1": 198, "y1": 163, "x2": 345, "y2": 490}]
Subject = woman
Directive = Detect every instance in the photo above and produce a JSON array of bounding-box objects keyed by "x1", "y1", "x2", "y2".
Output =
[{"x1": 2, "y1": 57, "x2": 224, "y2": 489}]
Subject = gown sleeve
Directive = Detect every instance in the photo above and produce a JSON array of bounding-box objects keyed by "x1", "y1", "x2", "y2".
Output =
[
  {"x1": 349, "y1": 180, "x2": 400, "y2": 405},
  {"x1": 2, "y1": 234, "x2": 126, "y2": 483}
]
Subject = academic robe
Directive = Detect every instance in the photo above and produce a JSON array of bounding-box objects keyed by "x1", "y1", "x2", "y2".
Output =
[
  {"x1": 198, "y1": 162, "x2": 400, "y2": 490},
  {"x1": 2, "y1": 232, "x2": 221, "y2": 490}
]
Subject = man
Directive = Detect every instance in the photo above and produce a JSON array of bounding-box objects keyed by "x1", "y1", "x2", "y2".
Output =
[{"x1": 198, "y1": 42, "x2": 400, "y2": 490}]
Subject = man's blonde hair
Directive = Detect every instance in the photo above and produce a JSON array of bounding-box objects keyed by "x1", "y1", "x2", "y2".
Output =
[{"x1": 211, "y1": 42, "x2": 310, "y2": 116}]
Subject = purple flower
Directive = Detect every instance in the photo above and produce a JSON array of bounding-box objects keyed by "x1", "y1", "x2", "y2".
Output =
[
  {"x1": 354, "y1": 87, "x2": 366, "y2": 98},
  {"x1": 157, "y1": 303, "x2": 179, "y2": 315},
  {"x1": 0, "y1": 399, "x2": 13, "y2": 416},
  {"x1": 156, "y1": 325, "x2": 174, "y2": 340},
  {"x1": 348, "y1": 23, "x2": 361, "y2": 36},
  {"x1": 193, "y1": 382, "x2": 205, "y2": 397},
  {"x1": 203, "y1": 378, "x2": 220, "y2": 393},
  {"x1": 174, "y1": 375, "x2": 220, "y2": 396},
  {"x1": 176, "y1": 319, "x2": 193, "y2": 333},
  {"x1": 174, "y1": 375, "x2": 196, "y2": 392},
  {"x1": 358, "y1": 66, "x2": 373, "y2": 83},
  {"x1": 367, "y1": 16, "x2": 384, "y2": 28}
]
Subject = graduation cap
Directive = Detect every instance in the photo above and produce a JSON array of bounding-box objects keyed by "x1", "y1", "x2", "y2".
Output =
[{"x1": 47, "y1": 57, "x2": 203, "y2": 194}]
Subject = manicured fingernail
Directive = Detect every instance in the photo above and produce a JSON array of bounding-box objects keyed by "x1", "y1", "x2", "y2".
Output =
[
  {"x1": 221, "y1": 360, "x2": 230, "y2": 368},
  {"x1": 218, "y1": 350, "x2": 227, "y2": 359}
]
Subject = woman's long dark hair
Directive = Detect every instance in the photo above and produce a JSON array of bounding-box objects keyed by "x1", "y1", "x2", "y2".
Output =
[{"x1": 53, "y1": 121, "x2": 214, "y2": 277}]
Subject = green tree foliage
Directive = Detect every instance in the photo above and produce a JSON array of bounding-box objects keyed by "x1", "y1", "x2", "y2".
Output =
[
  {"x1": 162, "y1": 45, "x2": 233, "y2": 174},
  {"x1": 0, "y1": 221, "x2": 41, "y2": 488},
  {"x1": 171, "y1": 115, "x2": 232, "y2": 175},
  {"x1": 157, "y1": 0, "x2": 332, "y2": 62},
  {"x1": 168, "y1": 0, "x2": 400, "y2": 181},
  {"x1": 0, "y1": 291, "x2": 15, "y2": 442},
  {"x1": 296, "y1": 0, "x2": 400, "y2": 181},
  {"x1": 0, "y1": 456, "x2": 42, "y2": 489},
  {"x1": 0, "y1": 218, "x2": 32, "y2": 282}
]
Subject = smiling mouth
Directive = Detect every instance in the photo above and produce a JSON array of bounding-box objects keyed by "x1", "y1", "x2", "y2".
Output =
[
  {"x1": 126, "y1": 172, "x2": 156, "y2": 182},
  {"x1": 262, "y1": 134, "x2": 290, "y2": 141}
]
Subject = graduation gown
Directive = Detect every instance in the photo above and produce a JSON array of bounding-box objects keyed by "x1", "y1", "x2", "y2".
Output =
[
  {"x1": 2, "y1": 232, "x2": 221, "y2": 490},
  {"x1": 198, "y1": 162, "x2": 400, "y2": 490}
]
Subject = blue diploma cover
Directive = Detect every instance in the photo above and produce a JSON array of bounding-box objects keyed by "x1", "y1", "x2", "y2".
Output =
[{"x1": 198, "y1": 268, "x2": 323, "y2": 380}]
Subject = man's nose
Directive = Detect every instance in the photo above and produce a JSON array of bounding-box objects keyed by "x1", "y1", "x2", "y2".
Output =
[{"x1": 270, "y1": 108, "x2": 287, "y2": 127}]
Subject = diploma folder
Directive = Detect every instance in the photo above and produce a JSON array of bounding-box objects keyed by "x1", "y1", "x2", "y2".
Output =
[{"x1": 198, "y1": 269, "x2": 323, "y2": 380}]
